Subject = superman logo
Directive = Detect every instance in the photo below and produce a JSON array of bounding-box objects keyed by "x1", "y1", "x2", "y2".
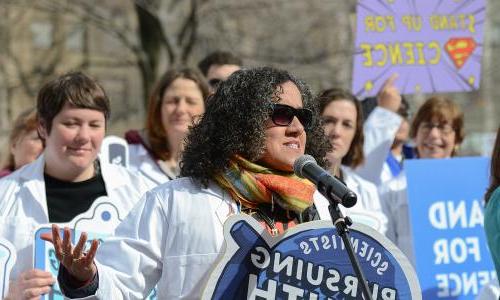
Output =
[{"x1": 445, "y1": 37, "x2": 477, "y2": 69}]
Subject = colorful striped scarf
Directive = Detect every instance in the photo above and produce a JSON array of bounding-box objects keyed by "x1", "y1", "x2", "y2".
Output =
[{"x1": 214, "y1": 155, "x2": 316, "y2": 213}]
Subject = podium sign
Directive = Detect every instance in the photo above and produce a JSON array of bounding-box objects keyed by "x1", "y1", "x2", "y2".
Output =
[{"x1": 203, "y1": 215, "x2": 421, "y2": 299}]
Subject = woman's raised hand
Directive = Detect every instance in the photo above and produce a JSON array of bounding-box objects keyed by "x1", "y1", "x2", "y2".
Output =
[
  {"x1": 42, "y1": 224, "x2": 99, "y2": 282},
  {"x1": 377, "y1": 73, "x2": 401, "y2": 112}
]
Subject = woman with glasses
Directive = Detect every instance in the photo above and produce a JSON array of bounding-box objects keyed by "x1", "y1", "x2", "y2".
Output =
[
  {"x1": 125, "y1": 68, "x2": 210, "y2": 189},
  {"x1": 316, "y1": 88, "x2": 387, "y2": 234},
  {"x1": 47, "y1": 67, "x2": 332, "y2": 299},
  {"x1": 379, "y1": 96, "x2": 465, "y2": 265}
]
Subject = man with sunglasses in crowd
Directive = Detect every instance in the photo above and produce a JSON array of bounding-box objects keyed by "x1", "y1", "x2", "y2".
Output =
[{"x1": 198, "y1": 50, "x2": 242, "y2": 92}]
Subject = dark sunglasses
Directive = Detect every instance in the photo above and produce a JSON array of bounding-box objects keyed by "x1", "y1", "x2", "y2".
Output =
[{"x1": 271, "y1": 103, "x2": 313, "y2": 129}]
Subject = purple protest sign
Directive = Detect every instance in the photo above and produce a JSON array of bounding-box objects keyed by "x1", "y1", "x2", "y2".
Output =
[{"x1": 352, "y1": 0, "x2": 485, "y2": 97}]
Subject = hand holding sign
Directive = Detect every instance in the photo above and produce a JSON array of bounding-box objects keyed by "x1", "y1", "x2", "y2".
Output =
[
  {"x1": 41, "y1": 225, "x2": 98, "y2": 283},
  {"x1": 33, "y1": 199, "x2": 158, "y2": 300},
  {"x1": 6, "y1": 269, "x2": 54, "y2": 300},
  {"x1": 376, "y1": 73, "x2": 401, "y2": 113}
]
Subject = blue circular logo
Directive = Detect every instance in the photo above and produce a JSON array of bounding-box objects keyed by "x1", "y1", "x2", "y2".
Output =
[{"x1": 101, "y1": 211, "x2": 111, "y2": 221}]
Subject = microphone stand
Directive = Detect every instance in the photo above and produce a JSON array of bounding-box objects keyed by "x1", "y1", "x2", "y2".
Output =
[{"x1": 328, "y1": 203, "x2": 373, "y2": 300}]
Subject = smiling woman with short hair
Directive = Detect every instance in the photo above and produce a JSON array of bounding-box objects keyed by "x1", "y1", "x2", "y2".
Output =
[{"x1": 0, "y1": 72, "x2": 149, "y2": 299}]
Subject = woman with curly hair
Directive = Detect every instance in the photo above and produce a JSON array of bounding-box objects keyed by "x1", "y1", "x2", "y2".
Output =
[
  {"x1": 317, "y1": 88, "x2": 387, "y2": 234},
  {"x1": 125, "y1": 67, "x2": 210, "y2": 188},
  {"x1": 48, "y1": 67, "x2": 333, "y2": 298}
]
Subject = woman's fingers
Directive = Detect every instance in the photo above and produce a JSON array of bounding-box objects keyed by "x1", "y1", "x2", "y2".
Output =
[
  {"x1": 42, "y1": 225, "x2": 97, "y2": 279},
  {"x1": 62, "y1": 227, "x2": 72, "y2": 253},
  {"x1": 23, "y1": 276, "x2": 55, "y2": 288},
  {"x1": 51, "y1": 224, "x2": 64, "y2": 261},
  {"x1": 22, "y1": 285, "x2": 52, "y2": 300},
  {"x1": 379, "y1": 73, "x2": 399, "y2": 92},
  {"x1": 21, "y1": 269, "x2": 53, "y2": 280},
  {"x1": 377, "y1": 73, "x2": 401, "y2": 112},
  {"x1": 15, "y1": 269, "x2": 55, "y2": 300},
  {"x1": 62, "y1": 227, "x2": 73, "y2": 266},
  {"x1": 39, "y1": 232, "x2": 53, "y2": 243},
  {"x1": 72, "y1": 232, "x2": 88, "y2": 259},
  {"x1": 83, "y1": 239, "x2": 99, "y2": 266}
]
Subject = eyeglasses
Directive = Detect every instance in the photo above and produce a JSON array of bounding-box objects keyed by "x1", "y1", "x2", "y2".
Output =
[
  {"x1": 419, "y1": 122, "x2": 454, "y2": 135},
  {"x1": 271, "y1": 103, "x2": 313, "y2": 129}
]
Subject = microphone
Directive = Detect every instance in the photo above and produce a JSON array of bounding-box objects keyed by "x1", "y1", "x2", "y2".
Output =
[{"x1": 294, "y1": 155, "x2": 357, "y2": 208}]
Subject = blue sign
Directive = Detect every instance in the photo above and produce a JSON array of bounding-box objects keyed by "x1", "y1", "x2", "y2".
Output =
[
  {"x1": 406, "y1": 157, "x2": 495, "y2": 299},
  {"x1": 100, "y1": 135, "x2": 129, "y2": 167},
  {"x1": 0, "y1": 238, "x2": 16, "y2": 299},
  {"x1": 203, "y1": 215, "x2": 421, "y2": 299},
  {"x1": 33, "y1": 227, "x2": 76, "y2": 300},
  {"x1": 32, "y1": 198, "x2": 157, "y2": 300}
]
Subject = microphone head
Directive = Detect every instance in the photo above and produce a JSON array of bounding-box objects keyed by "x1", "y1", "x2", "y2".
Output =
[
  {"x1": 293, "y1": 155, "x2": 317, "y2": 178},
  {"x1": 342, "y1": 191, "x2": 358, "y2": 208}
]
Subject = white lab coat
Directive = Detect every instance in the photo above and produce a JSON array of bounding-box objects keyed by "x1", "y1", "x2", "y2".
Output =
[
  {"x1": 356, "y1": 107, "x2": 402, "y2": 186},
  {"x1": 62, "y1": 177, "x2": 333, "y2": 299},
  {"x1": 380, "y1": 161, "x2": 395, "y2": 186},
  {"x1": 0, "y1": 154, "x2": 149, "y2": 280},
  {"x1": 314, "y1": 166, "x2": 388, "y2": 235},
  {"x1": 128, "y1": 143, "x2": 173, "y2": 190},
  {"x1": 378, "y1": 171, "x2": 415, "y2": 265},
  {"x1": 312, "y1": 106, "x2": 397, "y2": 238}
]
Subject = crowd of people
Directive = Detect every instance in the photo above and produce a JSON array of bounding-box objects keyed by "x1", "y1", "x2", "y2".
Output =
[{"x1": 0, "y1": 50, "x2": 498, "y2": 299}]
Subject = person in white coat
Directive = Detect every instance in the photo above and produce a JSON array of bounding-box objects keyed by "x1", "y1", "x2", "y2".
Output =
[
  {"x1": 378, "y1": 98, "x2": 413, "y2": 186},
  {"x1": 378, "y1": 96, "x2": 465, "y2": 265},
  {"x1": 316, "y1": 88, "x2": 388, "y2": 235},
  {"x1": 355, "y1": 73, "x2": 408, "y2": 187},
  {"x1": 0, "y1": 108, "x2": 43, "y2": 178},
  {"x1": 46, "y1": 67, "x2": 335, "y2": 299},
  {"x1": 0, "y1": 72, "x2": 149, "y2": 299},
  {"x1": 124, "y1": 68, "x2": 210, "y2": 189}
]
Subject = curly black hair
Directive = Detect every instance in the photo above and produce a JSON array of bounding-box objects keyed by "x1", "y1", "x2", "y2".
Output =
[{"x1": 181, "y1": 66, "x2": 331, "y2": 186}]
